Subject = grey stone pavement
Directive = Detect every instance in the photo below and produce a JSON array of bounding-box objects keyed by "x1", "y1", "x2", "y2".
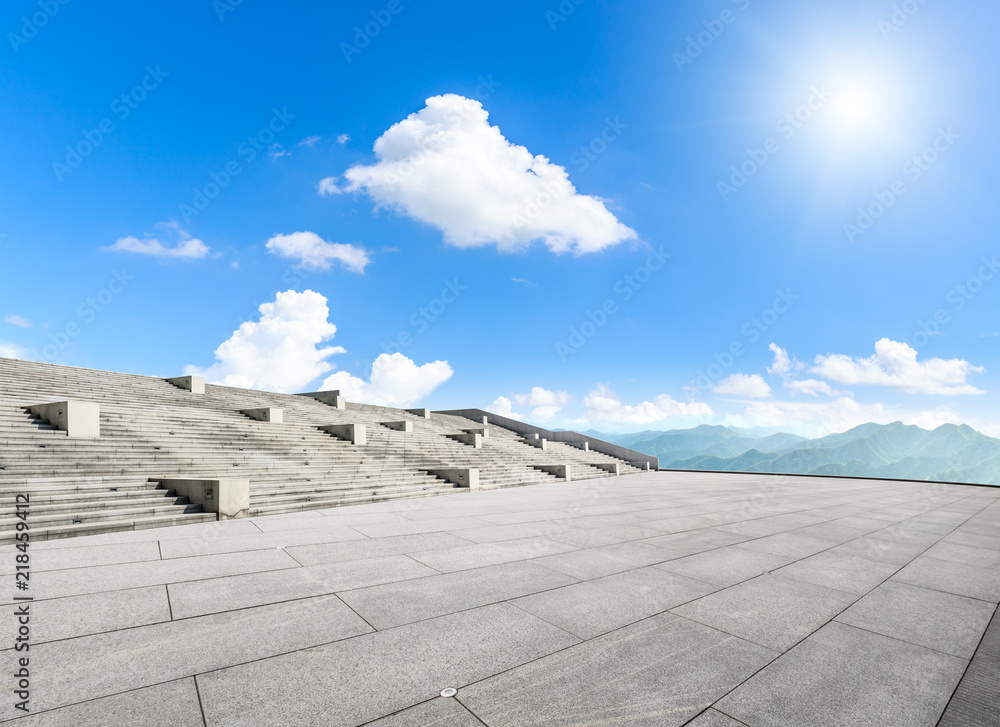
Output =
[{"x1": 2, "y1": 471, "x2": 999, "y2": 726}]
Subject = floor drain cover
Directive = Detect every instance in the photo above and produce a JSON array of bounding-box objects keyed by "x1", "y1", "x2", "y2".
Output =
[{"x1": 440, "y1": 688, "x2": 457, "y2": 698}]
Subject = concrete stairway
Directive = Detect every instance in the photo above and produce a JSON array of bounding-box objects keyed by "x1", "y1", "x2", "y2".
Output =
[{"x1": 0, "y1": 357, "x2": 651, "y2": 542}]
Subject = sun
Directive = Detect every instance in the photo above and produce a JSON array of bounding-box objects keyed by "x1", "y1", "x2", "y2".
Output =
[{"x1": 831, "y1": 85, "x2": 878, "y2": 128}]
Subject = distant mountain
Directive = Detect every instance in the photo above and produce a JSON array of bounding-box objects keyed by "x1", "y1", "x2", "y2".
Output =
[{"x1": 640, "y1": 422, "x2": 1000, "y2": 486}]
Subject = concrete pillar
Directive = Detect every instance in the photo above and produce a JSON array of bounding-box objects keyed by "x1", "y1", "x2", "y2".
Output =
[
  {"x1": 299, "y1": 391, "x2": 345, "y2": 409},
  {"x1": 463, "y1": 427, "x2": 490, "y2": 438},
  {"x1": 533, "y1": 464, "x2": 571, "y2": 481},
  {"x1": 241, "y1": 407, "x2": 283, "y2": 423},
  {"x1": 448, "y1": 432, "x2": 482, "y2": 448},
  {"x1": 406, "y1": 408, "x2": 431, "y2": 419},
  {"x1": 152, "y1": 478, "x2": 249, "y2": 520},
  {"x1": 166, "y1": 376, "x2": 205, "y2": 394},
  {"x1": 382, "y1": 421, "x2": 413, "y2": 432},
  {"x1": 319, "y1": 423, "x2": 366, "y2": 445},
  {"x1": 26, "y1": 401, "x2": 100, "y2": 439},
  {"x1": 593, "y1": 462, "x2": 620, "y2": 475},
  {"x1": 522, "y1": 437, "x2": 547, "y2": 450},
  {"x1": 425, "y1": 468, "x2": 480, "y2": 490}
]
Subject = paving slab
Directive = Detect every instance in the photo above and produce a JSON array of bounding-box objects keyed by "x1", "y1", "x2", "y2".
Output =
[
  {"x1": 339, "y1": 561, "x2": 578, "y2": 629},
  {"x1": 285, "y1": 532, "x2": 472, "y2": 567},
  {"x1": 545, "y1": 524, "x2": 663, "y2": 548},
  {"x1": 157, "y1": 523, "x2": 367, "y2": 559},
  {"x1": 672, "y1": 573, "x2": 857, "y2": 652},
  {"x1": 0, "y1": 540, "x2": 161, "y2": 576},
  {"x1": 0, "y1": 585, "x2": 169, "y2": 643},
  {"x1": 684, "y1": 709, "x2": 749, "y2": 727},
  {"x1": 922, "y1": 541, "x2": 1000, "y2": 569},
  {"x1": 835, "y1": 580, "x2": 995, "y2": 658},
  {"x1": 735, "y1": 532, "x2": 835, "y2": 559},
  {"x1": 2, "y1": 548, "x2": 299, "y2": 604},
  {"x1": 656, "y1": 545, "x2": 791, "y2": 587},
  {"x1": 892, "y1": 555, "x2": 1000, "y2": 603},
  {"x1": 716, "y1": 621, "x2": 967, "y2": 727},
  {"x1": 197, "y1": 603, "x2": 580, "y2": 727},
  {"x1": 532, "y1": 540, "x2": 681, "y2": 581},
  {"x1": 168, "y1": 554, "x2": 437, "y2": 619},
  {"x1": 512, "y1": 566, "x2": 717, "y2": 639},
  {"x1": 460, "y1": 611, "x2": 777, "y2": 727},
  {"x1": 6, "y1": 678, "x2": 204, "y2": 727},
  {"x1": 362, "y1": 697, "x2": 484, "y2": 726},
  {"x1": 938, "y1": 604, "x2": 1000, "y2": 727},
  {"x1": 0, "y1": 595, "x2": 372, "y2": 720},
  {"x1": 408, "y1": 536, "x2": 577, "y2": 573},
  {"x1": 771, "y1": 548, "x2": 900, "y2": 595}
]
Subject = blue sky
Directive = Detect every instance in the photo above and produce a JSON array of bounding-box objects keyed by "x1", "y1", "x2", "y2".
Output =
[{"x1": 1, "y1": 0, "x2": 998, "y2": 436}]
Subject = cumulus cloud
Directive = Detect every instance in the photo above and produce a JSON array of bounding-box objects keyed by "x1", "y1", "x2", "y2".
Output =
[
  {"x1": 298, "y1": 135, "x2": 322, "y2": 148},
  {"x1": 317, "y1": 176, "x2": 342, "y2": 196},
  {"x1": 337, "y1": 134, "x2": 351, "y2": 145},
  {"x1": 712, "y1": 373, "x2": 772, "y2": 399},
  {"x1": 268, "y1": 143, "x2": 289, "y2": 160},
  {"x1": 725, "y1": 398, "x2": 973, "y2": 439},
  {"x1": 813, "y1": 338, "x2": 985, "y2": 395},
  {"x1": 104, "y1": 221, "x2": 209, "y2": 260},
  {"x1": 265, "y1": 231, "x2": 370, "y2": 274},
  {"x1": 584, "y1": 384, "x2": 713, "y2": 425},
  {"x1": 512, "y1": 387, "x2": 573, "y2": 419},
  {"x1": 785, "y1": 378, "x2": 841, "y2": 397},
  {"x1": 320, "y1": 353, "x2": 452, "y2": 407},
  {"x1": 767, "y1": 343, "x2": 801, "y2": 377},
  {"x1": 185, "y1": 290, "x2": 345, "y2": 393},
  {"x1": 336, "y1": 94, "x2": 637, "y2": 255},
  {"x1": 486, "y1": 396, "x2": 523, "y2": 420},
  {"x1": 4, "y1": 314, "x2": 31, "y2": 329},
  {"x1": 0, "y1": 341, "x2": 32, "y2": 360}
]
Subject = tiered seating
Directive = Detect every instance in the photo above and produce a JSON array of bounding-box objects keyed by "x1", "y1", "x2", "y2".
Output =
[{"x1": 0, "y1": 357, "x2": 652, "y2": 543}]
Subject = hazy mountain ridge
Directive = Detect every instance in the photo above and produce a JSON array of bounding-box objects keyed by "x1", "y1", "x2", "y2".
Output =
[{"x1": 595, "y1": 423, "x2": 1000, "y2": 486}]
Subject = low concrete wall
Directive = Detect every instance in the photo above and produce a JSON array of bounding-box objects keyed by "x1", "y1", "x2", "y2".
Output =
[
  {"x1": 153, "y1": 478, "x2": 249, "y2": 520},
  {"x1": 299, "y1": 391, "x2": 345, "y2": 409},
  {"x1": 406, "y1": 408, "x2": 431, "y2": 419},
  {"x1": 382, "y1": 421, "x2": 413, "y2": 432},
  {"x1": 448, "y1": 432, "x2": 482, "y2": 449},
  {"x1": 319, "y1": 423, "x2": 366, "y2": 445},
  {"x1": 166, "y1": 376, "x2": 205, "y2": 394},
  {"x1": 435, "y1": 409, "x2": 659, "y2": 470},
  {"x1": 241, "y1": 407, "x2": 283, "y2": 423},
  {"x1": 532, "y1": 464, "x2": 571, "y2": 481},
  {"x1": 26, "y1": 401, "x2": 100, "y2": 439},
  {"x1": 522, "y1": 437, "x2": 547, "y2": 450},
  {"x1": 424, "y1": 468, "x2": 480, "y2": 490},
  {"x1": 463, "y1": 427, "x2": 490, "y2": 438},
  {"x1": 569, "y1": 441, "x2": 590, "y2": 452},
  {"x1": 592, "y1": 462, "x2": 620, "y2": 475}
]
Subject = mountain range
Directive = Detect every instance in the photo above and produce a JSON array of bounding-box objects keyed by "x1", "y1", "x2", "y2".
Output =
[{"x1": 588, "y1": 423, "x2": 1000, "y2": 486}]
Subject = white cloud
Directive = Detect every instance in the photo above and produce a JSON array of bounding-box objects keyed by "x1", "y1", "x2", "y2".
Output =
[
  {"x1": 512, "y1": 277, "x2": 537, "y2": 287},
  {"x1": 767, "y1": 343, "x2": 803, "y2": 376},
  {"x1": 317, "y1": 176, "x2": 342, "y2": 196},
  {"x1": 337, "y1": 94, "x2": 637, "y2": 255},
  {"x1": 185, "y1": 289, "x2": 345, "y2": 393},
  {"x1": 725, "y1": 397, "x2": 974, "y2": 439},
  {"x1": 785, "y1": 378, "x2": 841, "y2": 397},
  {"x1": 0, "y1": 341, "x2": 32, "y2": 360},
  {"x1": 512, "y1": 387, "x2": 573, "y2": 419},
  {"x1": 337, "y1": 134, "x2": 351, "y2": 145},
  {"x1": 104, "y1": 221, "x2": 209, "y2": 260},
  {"x1": 813, "y1": 338, "x2": 985, "y2": 395},
  {"x1": 4, "y1": 314, "x2": 32, "y2": 329},
  {"x1": 298, "y1": 135, "x2": 322, "y2": 148},
  {"x1": 712, "y1": 373, "x2": 771, "y2": 399},
  {"x1": 486, "y1": 396, "x2": 523, "y2": 420},
  {"x1": 320, "y1": 353, "x2": 452, "y2": 407},
  {"x1": 268, "y1": 143, "x2": 289, "y2": 159},
  {"x1": 584, "y1": 384, "x2": 713, "y2": 425},
  {"x1": 265, "y1": 231, "x2": 370, "y2": 274}
]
